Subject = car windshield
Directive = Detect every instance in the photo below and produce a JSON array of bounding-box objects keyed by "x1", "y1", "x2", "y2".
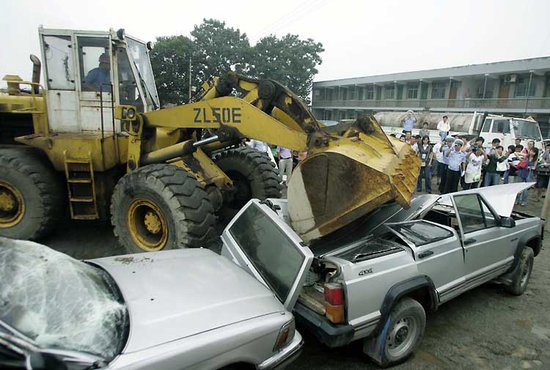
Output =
[
  {"x1": 512, "y1": 120, "x2": 541, "y2": 140},
  {"x1": 229, "y1": 203, "x2": 304, "y2": 304},
  {"x1": 0, "y1": 238, "x2": 128, "y2": 360}
]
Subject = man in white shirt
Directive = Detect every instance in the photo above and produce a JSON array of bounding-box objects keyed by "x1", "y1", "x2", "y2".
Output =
[
  {"x1": 437, "y1": 115, "x2": 450, "y2": 141},
  {"x1": 432, "y1": 141, "x2": 445, "y2": 185}
]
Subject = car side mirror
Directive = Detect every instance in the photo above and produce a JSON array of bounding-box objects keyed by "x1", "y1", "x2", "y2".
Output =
[{"x1": 500, "y1": 216, "x2": 516, "y2": 228}]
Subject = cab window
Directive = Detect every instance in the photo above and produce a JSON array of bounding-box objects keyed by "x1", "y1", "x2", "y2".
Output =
[
  {"x1": 42, "y1": 35, "x2": 75, "y2": 90},
  {"x1": 116, "y1": 47, "x2": 141, "y2": 107},
  {"x1": 491, "y1": 119, "x2": 510, "y2": 134},
  {"x1": 481, "y1": 119, "x2": 492, "y2": 133},
  {"x1": 77, "y1": 37, "x2": 111, "y2": 92}
]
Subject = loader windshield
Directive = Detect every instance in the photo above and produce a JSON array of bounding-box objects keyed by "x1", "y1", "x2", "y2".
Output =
[{"x1": 126, "y1": 37, "x2": 160, "y2": 109}]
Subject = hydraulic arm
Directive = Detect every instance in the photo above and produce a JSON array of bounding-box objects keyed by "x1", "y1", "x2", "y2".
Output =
[{"x1": 118, "y1": 72, "x2": 421, "y2": 242}]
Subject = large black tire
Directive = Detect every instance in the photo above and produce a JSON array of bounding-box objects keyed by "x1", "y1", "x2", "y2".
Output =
[
  {"x1": 214, "y1": 147, "x2": 282, "y2": 215},
  {"x1": 365, "y1": 297, "x2": 426, "y2": 367},
  {"x1": 110, "y1": 164, "x2": 217, "y2": 253},
  {"x1": 505, "y1": 247, "x2": 534, "y2": 296},
  {"x1": 0, "y1": 148, "x2": 64, "y2": 240}
]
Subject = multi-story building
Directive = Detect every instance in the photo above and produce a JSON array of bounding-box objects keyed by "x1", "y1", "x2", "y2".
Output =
[{"x1": 312, "y1": 56, "x2": 550, "y2": 136}]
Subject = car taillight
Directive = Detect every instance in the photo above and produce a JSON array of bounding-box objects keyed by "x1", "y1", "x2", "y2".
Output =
[
  {"x1": 324, "y1": 283, "x2": 345, "y2": 324},
  {"x1": 273, "y1": 318, "x2": 295, "y2": 352}
]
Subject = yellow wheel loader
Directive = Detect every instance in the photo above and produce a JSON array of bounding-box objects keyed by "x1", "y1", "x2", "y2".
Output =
[{"x1": 0, "y1": 27, "x2": 420, "y2": 252}]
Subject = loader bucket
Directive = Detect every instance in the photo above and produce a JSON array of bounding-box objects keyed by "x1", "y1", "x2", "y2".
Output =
[{"x1": 288, "y1": 121, "x2": 420, "y2": 243}]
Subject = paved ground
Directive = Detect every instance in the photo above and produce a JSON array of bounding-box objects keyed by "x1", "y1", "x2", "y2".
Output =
[{"x1": 43, "y1": 182, "x2": 550, "y2": 369}]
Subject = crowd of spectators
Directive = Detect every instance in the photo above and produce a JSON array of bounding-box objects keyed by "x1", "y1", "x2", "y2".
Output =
[
  {"x1": 246, "y1": 116, "x2": 550, "y2": 206},
  {"x1": 393, "y1": 126, "x2": 550, "y2": 206}
]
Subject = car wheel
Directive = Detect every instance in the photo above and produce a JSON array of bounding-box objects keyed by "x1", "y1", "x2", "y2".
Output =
[
  {"x1": 111, "y1": 164, "x2": 216, "y2": 253},
  {"x1": 364, "y1": 297, "x2": 426, "y2": 367},
  {"x1": 505, "y1": 247, "x2": 534, "y2": 296}
]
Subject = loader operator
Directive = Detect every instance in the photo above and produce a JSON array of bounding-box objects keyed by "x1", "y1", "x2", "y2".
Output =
[{"x1": 84, "y1": 52, "x2": 111, "y2": 91}]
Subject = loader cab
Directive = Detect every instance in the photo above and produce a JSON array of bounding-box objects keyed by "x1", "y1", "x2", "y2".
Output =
[
  {"x1": 39, "y1": 27, "x2": 159, "y2": 134},
  {"x1": 480, "y1": 115, "x2": 543, "y2": 150}
]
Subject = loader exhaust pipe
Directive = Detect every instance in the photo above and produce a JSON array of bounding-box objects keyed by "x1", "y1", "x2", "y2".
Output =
[{"x1": 30, "y1": 54, "x2": 41, "y2": 94}]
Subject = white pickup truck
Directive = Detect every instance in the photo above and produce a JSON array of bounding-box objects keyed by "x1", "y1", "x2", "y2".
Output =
[{"x1": 221, "y1": 182, "x2": 543, "y2": 367}]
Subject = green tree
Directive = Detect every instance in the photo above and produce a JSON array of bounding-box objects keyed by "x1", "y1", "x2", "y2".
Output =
[
  {"x1": 249, "y1": 34, "x2": 324, "y2": 103},
  {"x1": 150, "y1": 35, "x2": 194, "y2": 105},
  {"x1": 150, "y1": 19, "x2": 324, "y2": 105},
  {"x1": 190, "y1": 19, "x2": 251, "y2": 83}
]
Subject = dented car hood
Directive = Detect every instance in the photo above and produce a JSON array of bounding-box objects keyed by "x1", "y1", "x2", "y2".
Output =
[{"x1": 92, "y1": 248, "x2": 284, "y2": 353}]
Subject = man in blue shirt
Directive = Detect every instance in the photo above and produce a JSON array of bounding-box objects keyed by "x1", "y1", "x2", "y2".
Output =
[
  {"x1": 84, "y1": 53, "x2": 111, "y2": 91},
  {"x1": 444, "y1": 139, "x2": 466, "y2": 194}
]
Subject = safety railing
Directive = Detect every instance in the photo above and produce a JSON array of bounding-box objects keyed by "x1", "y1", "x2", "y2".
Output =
[{"x1": 313, "y1": 97, "x2": 550, "y2": 111}]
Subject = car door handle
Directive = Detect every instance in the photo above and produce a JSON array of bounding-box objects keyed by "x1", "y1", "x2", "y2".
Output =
[
  {"x1": 464, "y1": 238, "x2": 477, "y2": 245},
  {"x1": 418, "y1": 250, "x2": 434, "y2": 259}
]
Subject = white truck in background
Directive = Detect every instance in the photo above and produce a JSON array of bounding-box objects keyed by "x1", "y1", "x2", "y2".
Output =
[{"x1": 373, "y1": 111, "x2": 544, "y2": 149}]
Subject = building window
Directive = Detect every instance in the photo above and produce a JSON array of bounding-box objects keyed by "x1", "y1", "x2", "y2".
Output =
[
  {"x1": 365, "y1": 86, "x2": 374, "y2": 100},
  {"x1": 431, "y1": 82, "x2": 446, "y2": 99},
  {"x1": 514, "y1": 77, "x2": 536, "y2": 97},
  {"x1": 349, "y1": 87, "x2": 356, "y2": 100},
  {"x1": 420, "y1": 82, "x2": 428, "y2": 99},
  {"x1": 407, "y1": 83, "x2": 418, "y2": 99},
  {"x1": 384, "y1": 85, "x2": 395, "y2": 99},
  {"x1": 475, "y1": 80, "x2": 494, "y2": 98},
  {"x1": 396, "y1": 85, "x2": 403, "y2": 100}
]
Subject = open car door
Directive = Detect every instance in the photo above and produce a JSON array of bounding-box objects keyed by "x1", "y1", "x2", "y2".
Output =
[{"x1": 221, "y1": 200, "x2": 314, "y2": 311}]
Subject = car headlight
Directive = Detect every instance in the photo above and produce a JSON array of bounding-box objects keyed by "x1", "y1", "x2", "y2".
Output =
[{"x1": 273, "y1": 318, "x2": 295, "y2": 352}]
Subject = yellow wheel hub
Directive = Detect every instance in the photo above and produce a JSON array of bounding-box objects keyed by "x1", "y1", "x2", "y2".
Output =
[
  {"x1": 144, "y1": 211, "x2": 162, "y2": 234},
  {"x1": 127, "y1": 199, "x2": 168, "y2": 251},
  {"x1": 0, "y1": 181, "x2": 25, "y2": 228}
]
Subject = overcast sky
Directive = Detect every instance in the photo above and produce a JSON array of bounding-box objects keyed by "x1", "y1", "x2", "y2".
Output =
[{"x1": 2, "y1": 0, "x2": 550, "y2": 87}]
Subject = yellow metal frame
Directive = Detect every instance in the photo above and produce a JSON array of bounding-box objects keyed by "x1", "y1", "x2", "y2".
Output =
[{"x1": 0, "y1": 77, "x2": 49, "y2": 136}]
